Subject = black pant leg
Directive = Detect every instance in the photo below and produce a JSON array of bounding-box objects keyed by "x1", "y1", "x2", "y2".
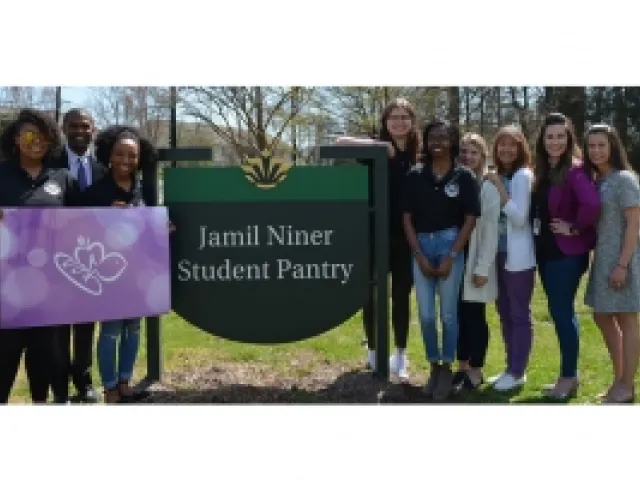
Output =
[
  {"x1": 24, "y1": 326, "x2": 55, "y2": 403},
  {"x1": 362, "y1": 215, "x2": 376, "y2": 350},
  {"x1": 389, "y1": 234, "x2": 413, "y2": 349},
  {"x1": 51, "y1": 324, "x2": 71, "y2": 401},
  {"x1": 457, "y1": 299, "x2": 472, "y2": 362},
  {"x1": 362, "y1": 299, "x2": 375, "y2": 349},
  {"x1": 467, "y1": 302, "x2": 489, "y2": 369},
  {"x1": 0, "y1": 329, "x2": 26, "y2": 404},
  {"x1": 71, "y1": 322, "x2": 95, "y2": 392}
]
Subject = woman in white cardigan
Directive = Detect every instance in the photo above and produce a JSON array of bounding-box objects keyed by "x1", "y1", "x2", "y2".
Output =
[
  {"x1": 486, "y1": 125, "x2": 537, "y2": 392},
  {"x1": 453, "y1": 133, "x2": 501, "y2": 390}
]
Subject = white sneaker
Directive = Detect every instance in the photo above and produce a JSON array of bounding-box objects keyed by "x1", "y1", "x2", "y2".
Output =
[
  {"x1": 493, "y1": 373, "x2": 526, "y2": 392},
  {"x1": 389, "y1": 352, "x2": 399, "y2": 374},
  {"x1": 397, "y1": 356, "x2": 409, "y2": 380},
  {"x1": 390, "y1": 351, "x2": 409, "y2": 380},
  {"x1": 366, "y1": 350, "x2": 376, "y2": 369},
  {"x1": 488, "y1": 372, "x2": 507, "y2": 385}
]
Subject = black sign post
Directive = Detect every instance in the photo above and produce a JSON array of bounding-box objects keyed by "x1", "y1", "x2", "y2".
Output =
[
  {"x1": 139, "y1": 146, "x2": 214, "y2": 387},
  {"x1": 318, "y1": 146, "x2": 389, "y2": 379}
]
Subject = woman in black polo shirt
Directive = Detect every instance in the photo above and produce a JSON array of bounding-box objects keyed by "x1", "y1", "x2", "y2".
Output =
[
  {"x1": 82, "y1": 125, "x2": 161, "y2": 403},
  {"x1": 402, "y1": 120, "x2": 480, "y2": 401},
  {"x1": 0, "y1": 108, "x2": 80, "y2": 404},
  {"x1": 336, "y1": 98, "x2": 421, "y2": 379}
]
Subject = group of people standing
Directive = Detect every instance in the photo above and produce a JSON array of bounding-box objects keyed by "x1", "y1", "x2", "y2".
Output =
[
  {"x1": 2, "y1": 99, "x2": 638, "y2": 405},
  {"x1": 338, "y1": 98, "x2": 640, "y2": 404},
  {"x1": 0, "y1": 107, "x2": 158, "y2": 404}
]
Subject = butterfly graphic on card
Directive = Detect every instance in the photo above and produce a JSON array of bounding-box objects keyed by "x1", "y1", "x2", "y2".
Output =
[{"x1": 53, "y1": 236, "x2": 128, "y2": 296}]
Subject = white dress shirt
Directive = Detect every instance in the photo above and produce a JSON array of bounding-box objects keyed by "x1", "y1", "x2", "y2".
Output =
[{"x1": 65, "y1": 144, "x2": 93, "y2": 186}]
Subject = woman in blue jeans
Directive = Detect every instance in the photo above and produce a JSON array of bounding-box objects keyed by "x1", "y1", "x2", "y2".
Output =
[
  {"x1": 82, "y1": 125, "x2": 161, "y2": 403},
  {"x1": 530, "y1": 113, "x2": 600, "y2": 399},
  {"x1": 402, "y1": 120, "x2": 481, "y2": 401}
]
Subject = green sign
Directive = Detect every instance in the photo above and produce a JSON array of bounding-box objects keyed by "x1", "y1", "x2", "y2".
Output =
[{"x1": 164, "y1": 159, "x2": 370, "y2": 344}]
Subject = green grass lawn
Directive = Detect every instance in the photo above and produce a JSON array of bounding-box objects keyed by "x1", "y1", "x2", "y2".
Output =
[{"x1": 7, "y1": 274, "x2": 635, "y2": 403}]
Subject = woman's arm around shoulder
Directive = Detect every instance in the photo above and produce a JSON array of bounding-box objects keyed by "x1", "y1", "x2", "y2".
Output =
[
  {"x1": 335, "y1": 136, "x2": 395, "y2": 159},
  {"x1": 502, "y1": 167, "x2": 533, "y2": 228},
  {"x1": 458, "y1": 167, "x2": 482, "y2": 218},
  {"x1": 567, "y1": 164, "x2": 600, "y2": 230},
  {"x1": 473, "y1": 180, "x2": 501, "y2": 277}
]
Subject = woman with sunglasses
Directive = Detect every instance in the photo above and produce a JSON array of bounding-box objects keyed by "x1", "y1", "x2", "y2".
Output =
[{"x1": 0, "y1": 108, "x2": 80, "y2": 404}]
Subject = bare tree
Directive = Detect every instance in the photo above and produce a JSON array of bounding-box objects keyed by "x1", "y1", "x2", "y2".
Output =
[
  {"x1": 508, "y1": 87, "x2": 540, "y2": 139},
  {"x1": 88, "y1": 87, "x2": 172, "y2": 144},
  {"x1": 180, "y1": 86, "x2": 310, "y2": 162},
  {"x1": 0, "y1": 87, "x2": 57, "y2": 111},
  {"x1": 613, "y1": 87, "x2": 628, "y2": 145},
  {"x1": 448, "y1": 87, "x2": 460, "y2": 127}
]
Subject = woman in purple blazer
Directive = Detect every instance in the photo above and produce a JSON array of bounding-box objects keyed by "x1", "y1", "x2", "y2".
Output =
[{"x1": 530, "y1": 113, "x2": 600, "y2": 399}]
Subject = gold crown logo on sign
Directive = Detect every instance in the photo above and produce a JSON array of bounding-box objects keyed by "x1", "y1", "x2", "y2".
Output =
[{"x1": 241, "y1": 150, "x2": 292, "y2": 189}]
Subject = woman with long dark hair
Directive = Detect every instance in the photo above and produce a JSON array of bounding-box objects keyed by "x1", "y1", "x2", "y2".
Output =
[
  {"x1": 530, "y1": 113, "x2": 599, "y2": 400},
  {"x1": 336, "y1": 98, "x2": 421, "y2": 379},
  {"x1": 584, "y1": 124, "x2": 640, "y2": 403}
]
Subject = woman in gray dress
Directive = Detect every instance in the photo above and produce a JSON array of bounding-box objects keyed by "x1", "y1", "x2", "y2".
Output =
[{"x1": 584, "y1": 124, "x2": 640, "y2": 403}]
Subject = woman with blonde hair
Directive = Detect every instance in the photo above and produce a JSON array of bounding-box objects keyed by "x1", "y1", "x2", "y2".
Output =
[
  {"x1": 453, "y1": 132, "x2": 501, "y2": 390},
  {"x1": 486, "y1": 125, "x2": 536, "y2": 392}
]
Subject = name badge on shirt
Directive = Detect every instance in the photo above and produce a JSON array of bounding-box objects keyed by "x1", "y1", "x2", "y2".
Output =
[
  {"x1": 444, "y1": 182, "x2": 459, "y2": 198},
  {"x1": 533, "y1": 218, "x2": 541, "y2": 236},
  {"x1": 43, "y1": 181, "x2": 62, "y2": 197}
]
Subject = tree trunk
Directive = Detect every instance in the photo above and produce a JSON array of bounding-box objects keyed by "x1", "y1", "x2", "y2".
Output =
[
  {"x1": 291, "y1": 87, "x2": 298, "y2": 164},
  {"x1": 464, "y1": 87, "x2": 470, "y2": 128},
  {"x1": 255, "y1": 87, "x2": 266, "y2": 153},
  {"x1": 594, "y1": 87, "x2": 604, "y2": 122},
  {"x1": 448, "y1": 86, "x2": 460, "y2": 128},
  {"x1": 554, "y1": 87, "x2": 586, "y2": 141},
  {"x1": 613, "y1": 87, "x2": 628, "y2": 145},
  {"x1": 495, "y1": 87, "x2": 502, "y2": 128},
  {"x1": 479, "y1": 89, "x2": 485, "y2": 136}
]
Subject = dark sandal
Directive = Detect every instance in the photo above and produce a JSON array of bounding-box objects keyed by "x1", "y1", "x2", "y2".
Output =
[
  {"x1": 452, "y1": 370, "x2": 468, "y2": 388},
  {"x1": 117, "y1": 381, "x2": 150, "y2": 403},
  {"x1": 461, "y1": 373, "x2": 484, "y2": 390},
  {"x1": 104, "y1": 387, "x2": 121, "y2": 404}
]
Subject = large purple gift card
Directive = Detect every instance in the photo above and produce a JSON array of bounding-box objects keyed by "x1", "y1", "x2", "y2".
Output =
[{"x1": 0, "y1": 207, "x2": 171, "y2": 329}]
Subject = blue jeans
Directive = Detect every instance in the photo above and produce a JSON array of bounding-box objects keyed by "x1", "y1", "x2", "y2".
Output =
[
  {"x1": 538, "y1": 253, "x2": 589, "y2": 378},
  {"x1": 413, "y1": 227, "x2": 466, "y2": 364},
  {"x1": 97, "y1": 318, "x2": 141, "y2": 390}
]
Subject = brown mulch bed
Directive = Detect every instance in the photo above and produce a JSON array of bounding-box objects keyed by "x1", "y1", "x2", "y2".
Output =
[{"x1": 138, "y1": 357, "x2": 430, "y2": 404}]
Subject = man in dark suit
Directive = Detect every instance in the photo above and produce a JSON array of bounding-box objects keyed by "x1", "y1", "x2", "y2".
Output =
[{"x1": 51, "y1": 108, "x2": 107, "y2": 403}]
